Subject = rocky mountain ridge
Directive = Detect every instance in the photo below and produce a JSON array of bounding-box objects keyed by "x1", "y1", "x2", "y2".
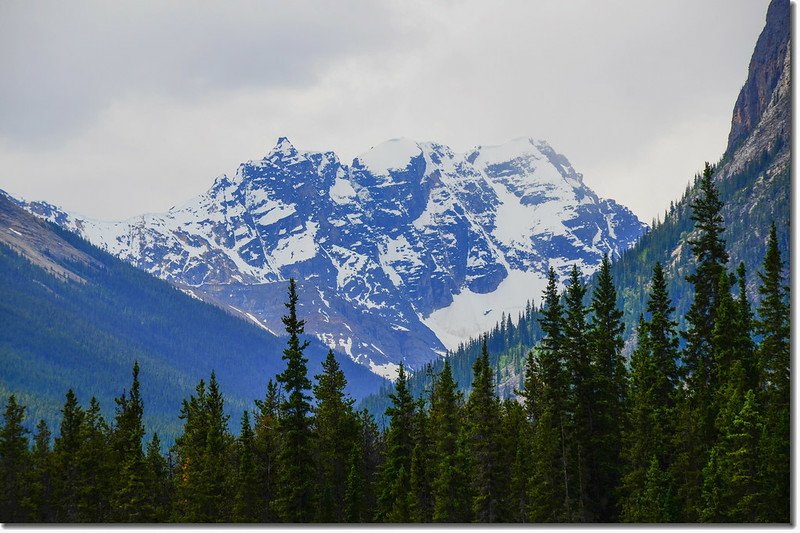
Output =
[{"x1": 19, "y1": 137, "x2": 647, "y2": 379}]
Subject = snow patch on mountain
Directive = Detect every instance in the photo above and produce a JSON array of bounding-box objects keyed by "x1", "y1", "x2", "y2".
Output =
[
  {"x1": 357, "y1": 138, "x2": 423, "y2": 176},
  {"x1": 422, "y1": 269, "x2": 550, "y2": 351}
]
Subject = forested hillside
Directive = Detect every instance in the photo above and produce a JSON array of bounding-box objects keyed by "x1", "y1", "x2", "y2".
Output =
[{"x1": 0, "y1": 194, "x2": 386, "y2": 441}]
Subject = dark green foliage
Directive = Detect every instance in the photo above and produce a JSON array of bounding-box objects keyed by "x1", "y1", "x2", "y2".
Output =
[
  {"x1": 563, "y1": 265, "x2": 592, "y2": 521},
  {"x1": 621, "y1": 263, "x2": 680, "y2": 523},
  {"x1": 171, "y1": 374, "x2": 233, "y2": 522},
  {"x1": 503, "y1": 401, "x2": 531, "y2": 523},
  {"x1": 430, "y1": 361, "x2": 470, "y2": 522},
  {"x1": 754, "y1": 224, "x2": 789, "y2": 522},
  {"x1": 587, "y1": 255, "x2": 627, "y2": 521},
  {"x1": 527, "y1": 268, "x2": 572, "y2": 522},
  {"x1": 465, "y1": 337, "x2": 505, "y2": 522},
  {"x1": 375, "y1": 364, "x2": 414, "y2": 522},
  {"x1": 251, "y1": 379, "x2": 280, "y2": 521},
  {"x1": 110, "y1": 362, "x2": 147, "y2": 522},
  {"x1": 232, "y1": 412, "x2": 260, "y2": 522},
  {"x1": 312, "y1": 350, "x2": 358, "y2": 522},
  {"x1": 409, "y1": 404, "x2": 433, "y2": 522},
  {"x1": 0, "y1": 395, "x2": 29, "y2": 522},
  {"x1": 25, "y1": 420, "x2": 54, "y2": 522},
  {"x1": 273, "y1": 278, "x2": 315, "y2": 522},
  {"x1": 144, "y1": 433, "x2": 170, "y2": 522},
  {"x1": 676, "y1": 163, "x2": 729, "y2": 521},
  {"x1": 79, "y1": 397, "x2": 112, "y2": 522},
  {"x1": 52, "y1": 389, "x2": 84, "y2": 522}
]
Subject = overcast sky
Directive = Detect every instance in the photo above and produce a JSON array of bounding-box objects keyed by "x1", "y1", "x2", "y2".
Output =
[{"x1": 0, "y1": 0, "x2": 770, "y2": 222}]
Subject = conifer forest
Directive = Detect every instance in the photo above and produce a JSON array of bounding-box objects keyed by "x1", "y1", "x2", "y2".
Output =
[{"x1": 0, "y1": 164, "x2": 789, "y2": 524}]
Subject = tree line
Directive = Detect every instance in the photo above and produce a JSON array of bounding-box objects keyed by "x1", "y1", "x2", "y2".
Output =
[{"x1": 0, "y1": 163, "x2": 789, "y2": 523}]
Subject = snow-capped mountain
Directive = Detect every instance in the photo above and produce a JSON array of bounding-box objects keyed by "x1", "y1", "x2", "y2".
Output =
[{"x1": 20, "y1": 137, "x2": 647, "y2": 380}]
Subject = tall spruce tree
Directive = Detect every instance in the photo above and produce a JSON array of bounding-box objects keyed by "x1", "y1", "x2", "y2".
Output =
[
  {"x1": 26, "y1": 420, "x2": 54, "y2": 522},
  {"x1": 621, "y1": 263, "x2": 680, "y2": 522},
  {"x1": 233, "y1": 412, "x2": 260, "y2": 522},
  {"x1": 52, "y1": 389, "x2": 84, "y2": 522},
  {"x1": 587, "y1": 254, "x2": 627, "y2": 521},
  {"x1": 563, "y1": 265, "x2": 591, "y2": 521},
  {"x1": 110, "y1": 362, "x2": 148, "y2": 522},
  {"x1": 171, "y1": 373, "x2": 233, "y2": 522},
  {"x1": 144, "y1": 433, "x2": 170, "y2": 522},
  {"x1": 312, "y1": 350, "x2": 358, "y2": 522},
  {"x1": 273, "y1": 278, "x2": 315, "y2": 522},
  {"x1": 466, "y1": 337, "x2": 504, "y2": 522},
  {"x1": 409, "y1": 402, "x2": 434, "y2": 522},
  {"x1": 754, "y1": 224, "x2": 789, "y2": 522},
  {"x1": 78, "y1": 397, "x2": 112, "y2": 522},
  {"x1": 203, "y1": 372, "x2": 234, "y2": 522},
  {"x1": 344, "y1": 439, "x2": 367, "y2": 523},
  {"x1": 679, "y1": 161, "x2": 729, "y2": 520},
  {"x1": 430, "y1": 360, "x2": 469, "y2": 522},
  {"x1": 503, "y1": 400, "x2": 531, "y2": 523},
  {"x1": 375, "y1": 363, "x2": 415, "y2": 522},
  {"x1": 529, "y1": 267, "x2": 571, "y2": 522},
  {"x1": 0, "y1": 395, "x2": 29, "y2": 522},
  {"x1": 252, "y1": 379, "x2": 280, "y2": 521}
]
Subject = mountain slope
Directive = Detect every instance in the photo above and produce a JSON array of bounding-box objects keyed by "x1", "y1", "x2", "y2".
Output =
[
  {"x1": 20, "y1": 137, "x2": 646, "y2": 379},
  {"x1": 0, "y1": 193, "x2": 386, "y2": 441},
  {"x1": 361, "y1": 0, "x2": 790, "y2": 414}
]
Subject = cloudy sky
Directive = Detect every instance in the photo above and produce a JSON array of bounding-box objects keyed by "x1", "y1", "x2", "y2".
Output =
[{"x1": 0, "y1": 0, "x2": 769, "y2": 222}]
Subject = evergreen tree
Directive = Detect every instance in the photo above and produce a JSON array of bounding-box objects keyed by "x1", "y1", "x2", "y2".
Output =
[
  {"x1": 430, "y1": 360, "x2": 470, "y2": 522},
  {"x1": 722, "y1": 390, "x2": 763, "y2": 522},
  {"x1": 409, "y1": 402, "x2": 433, "y2": 522},
  {"x1": 375, "y1": 363, "x2": 414, "y2": 522},
  {"x1": 201, "y1": 372, "x2": 234, "y2": 522},
  {"x1": 110, "y1": 362, "x2": 150, "y2": 522},
  {"x1": 52, "y1": 389, "x2": 84, "y2": 522},
  {"x1": 503, "y1": 400, "x2": 531, "y2": 523},
  {"x1": 679, "y1": 162, "x2": 729, "y2": 520},
  {"x1": 233, "y1": 412, "x2": 260, "y2": 522},
  {"x1": 144, "y1": 433, "x2": 170, "y2": 522},
  {"x1": 646, "y1": 263, "x2": 681, "y2": 404},
  {"x1": 754, "y1": 224, "x2": 789, "y2": 522},
  {"x1": 735, "y1": 263, "x2": 757, "y2": 392},
  {"x1": 312, "y1": 350, "x2": 357, "y2": 522},
  {"x1": 172, "y1": 375, "x2": 233, "y2": 522},
  {"x1": 622, "y1": 264, "x2": 680, "y2": 523},
  {"x1": 252, "y1": 379, "x2": 280, "y2": 522},
  {"x1": 25, "y1": 420, "x2": 54, "y2": 522},
  {"x1": 172, "y1": 378, "x2": 208, "y2": 521},
  {"x1": 273, "y1": 278, "x2": 315, "y2": 522},
  {"x1": 0, "y1": 395, "x2": 29, "y2": 522},
  {"x1": 466, "y1": 337, "x2": 504, "y2": 522},
  {"x1": 528, "y1": 405, "x2": 565, "y2": 522},
  {"x1": 78, "y1": 397, "x2": 112, "y2": 522},
  {"x1": 529, "y1": 267, "x2": 571, "y2": 522},
  {"x1": 563, "y1": 265, "x2": 591, "y2": 521},
  {"x1": 587, "y1": 254, "x2": 627, "y2": 521},
  {"x1": 344, "y1": 440, "x2": 367, "y2": 523}
]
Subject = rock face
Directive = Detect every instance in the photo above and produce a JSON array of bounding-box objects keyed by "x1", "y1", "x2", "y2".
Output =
[
  {"x1": 726, "y1": 0, "x2": 789, "y2": 154},
  {"x1": 716, "y1": 0, "x2": 791, "y2": 297},
  {"x1": 21, "y1": 137, "x2": 646, "y2": 379}
]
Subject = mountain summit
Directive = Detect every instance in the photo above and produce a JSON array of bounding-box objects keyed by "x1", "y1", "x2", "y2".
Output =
[{"x1": 21, "y1": 137, "x2": 646, "y2": 379}]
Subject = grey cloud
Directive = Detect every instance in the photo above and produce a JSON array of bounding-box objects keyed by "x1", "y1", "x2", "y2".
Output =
[{"x1": 0, "y1": 0, "x2": 409, "y2": 145}]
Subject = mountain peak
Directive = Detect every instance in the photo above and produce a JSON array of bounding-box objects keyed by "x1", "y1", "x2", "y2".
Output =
[
  {"x1": 267, "y1": 136, "x2": 298, "y2": 158},
  {"x1": 355, "y1": 138, "x2": 423, "y2": 175}
]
